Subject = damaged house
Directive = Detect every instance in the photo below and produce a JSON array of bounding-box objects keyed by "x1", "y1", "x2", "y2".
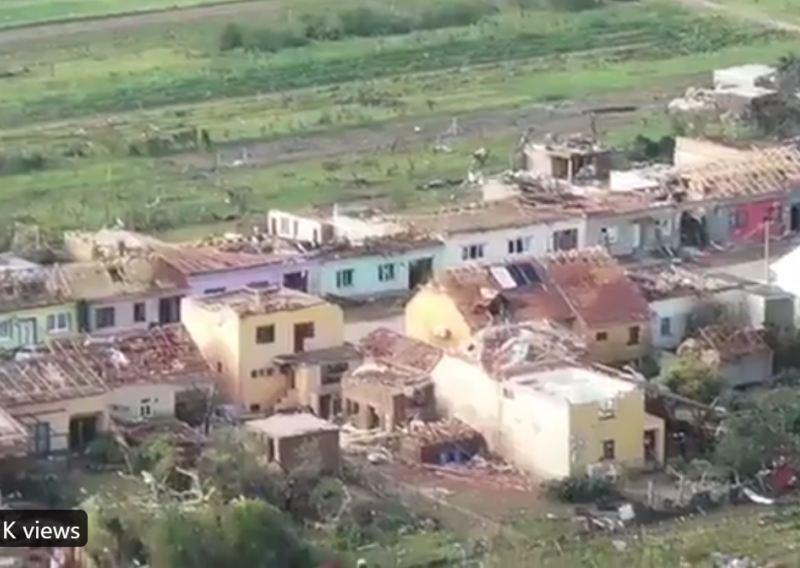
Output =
[
  {"x1": 669, "y1": 145, "x2": 800, "y2": 247},
  {"x1": 343, "y1": 328, "x2": 440, "y2": 431},
  {"x1": 266, "y1": 207, "x2": 443, "y2": 299},
  {"x1": 405, "y1": 247, "x2": 652, "y2": 364},
  {"x1": 430, "y1": 354, "x2": 665, "y2": 480}
]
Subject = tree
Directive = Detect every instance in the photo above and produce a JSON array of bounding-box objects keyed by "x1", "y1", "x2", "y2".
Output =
[
  {"x1": 714, "y1": 388, "x2": 800, "y2": 477},
  {"x1": 660, "y1": 353, "x2": 724, "y2": 405}
]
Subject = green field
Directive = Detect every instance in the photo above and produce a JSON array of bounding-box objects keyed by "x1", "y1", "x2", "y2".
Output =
[
  {"x1": 0, "y1": 0, "x2": 795, "y2": 240},
  {"x1": 717, "y1": 0, "x2": 800, "y2": 24},
  {"x1": 0, "y1": 0, "x2": 242, "y2": 29}
]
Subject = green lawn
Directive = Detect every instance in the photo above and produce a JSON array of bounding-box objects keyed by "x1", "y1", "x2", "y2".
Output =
[{"x1": 0, "y1": 0, "x2": 244, "y2": 29}]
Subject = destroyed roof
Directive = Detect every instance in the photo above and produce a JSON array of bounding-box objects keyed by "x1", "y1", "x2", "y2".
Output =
[
  {"x1": 438, "y1": 248, "x2": 648, "y2": 331},
  {"x1": 400, "y1": 197, "x2": 582, "y2": 235},
  {"x1": 438, "y1": 257, "x2": 571, "y2": 330},
  {"x1": 0, "y1": 407, "x2": 30, "y2": 456},
  {"x1": 273, "y1": 343, "x2": 360, "y2": 366},
  {"x1": 474, "y1": 322, "x2": 586, "y2": 375},
  {"x1": 671, "y1": 146, "x2": 800, "y2": 201},
  {"x1": 51, "y1": 325, "x2": 217, "y2": 389},
  {"x1": 403, "y1": 419, "x2": 481, "y2": 448},
  {"x1": 157, "y1": 245, "x2": 304, "y2": 276},
  {"x1": 626, "y1": 266, "x2": 743, "y2": 302},
  {"x1": 543, "y1": 248, "x2": 651, "y2": 326},
  {"x1": 526, "y1": 134, "x2": 609, "y2": 155},
  {"x1": 53, "y1": 257, "x2": 183, "y2": 301},
  {"x1": 344, "y1": 360, "x2": 433, "y2": 393},
  {"x1": 315, "y1": 233, "x2": 443, "y2": 261},
  {"x1": 697, "y1": 324, "x2": 770, "y2": 361},
  {"x1": 191, "y1": 285, "x2": 326, "y2": 316},
  {"x1": 0, "y1": 267, "x2": 70, "y2": 313},
  {"x1": 185, "y1": 232, "x2": 307, "y2": 255},
  {"x1": 360, "y1": 328, "x2": 443, "y2": 374}
]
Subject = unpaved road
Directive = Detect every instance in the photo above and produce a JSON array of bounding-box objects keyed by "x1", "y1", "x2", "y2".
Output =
[{"x1": 167, "y1": 76, "x2": 706, "y2": 171}]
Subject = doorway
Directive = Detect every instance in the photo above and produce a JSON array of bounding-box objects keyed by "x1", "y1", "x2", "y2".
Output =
[
  {"x1": 17, "y1": 318, "x2": 37, "y2": 346},
  {"x1": 791, "y1": 204, "x2": 800, "y2": 232},
  {"x1": 408, "y1": 257, "x2": 434, "y2": 289},
  {"x1": 643, "y1": 429, "x2": 657, "y2": 463},
  {"x1": 69, "y1": 415, "x2": 99, "y2": 451},
  {"x1": 293, "y1": 322, "x2": 314, "y2": 353},
  {"x1": 158, "y1": 296, "x2": 181, "y2": 324}
]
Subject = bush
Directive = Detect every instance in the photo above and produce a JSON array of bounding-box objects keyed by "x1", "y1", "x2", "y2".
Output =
[
  {"x1": 543, "y1": 474, "x2": 616, "y2": 503},
  {"x1": 217, "y1": 2, "x2": 496, "y2": 54}
]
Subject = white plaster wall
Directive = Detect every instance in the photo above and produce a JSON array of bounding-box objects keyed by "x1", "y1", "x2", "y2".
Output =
[
  {"x1": 107, "y1": 384, "x2": 176, "y2": 419},
  {"x1": 440, "y1": 220, "x2": 585, "y2": 268}
]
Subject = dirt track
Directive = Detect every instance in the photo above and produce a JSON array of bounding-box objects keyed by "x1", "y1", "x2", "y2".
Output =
[
  {"x1": 0, "y1": 0, "x2": 270, "y2": 46},
  {"x1": 167, "y1": 76, "x2": 705, "y2": 171}
]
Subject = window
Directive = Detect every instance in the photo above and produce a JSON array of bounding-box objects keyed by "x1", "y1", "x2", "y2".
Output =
[
  {"x1": 133, "y1": 302, "x2": 146, "y2": 323},
  {"x1": 140, "y1": 398, "x2": 152, "y2": 418},
  {"x1": 601, "y1": 439, "x2": 616, "y2": 460},
  {"x1": 256, "y1": 324, "x2": 275, "y2": 344},
  {"x1": 279, "y1": 217, "x2": 289, "y2": 234},
  {"x1": 598, "y1": 399, "x2": 616, "y2": 420},
  {"x1": 204, "y1": 287, "x2": 226, "y2": 295},
  {"x1": 659, "y1": 317, "x2": 672, "y2": 337},
  {"x1": 336, "y1": 269, "x2": 354, "y2": 288},
  {"x1": 627, "y1": 325, "x2": 640, "y2": 345},
  {"x1": 507, "y1": 237, "x2": 531, "y2": 255},
  {"x1": 95, "y1": 307, "x2": 115, "y2": 329},
  {"x1": 251, "y1": 368, "x2": 274, "y2": 378},
  {"x1": 0, "y1": 320, "x2": 10, "y2": 340},
  {"x1": 599, "y1": 226, "x2": 618, "y2": 244},
  {"x1": 595, "y1": 331, "x2": 608, "y2": 341},
  {"x1": 378, "y1": 263, "x2": 395, "y2": 282},
  {"x1": 46, "y1": 313, "x2": 72, "y2": 333},
  {"x1": 249, "y1": 404, "x2": 261, "y2": 413},
  {"x1": 321, "y1": 362, "x2": 348, "y2": 385},
  {"x1": 461, "y1": 244, "x2": 485, "y2": 261},
  {"x1": 729, "y1": 209, "x2": 748, "y2": 229}
]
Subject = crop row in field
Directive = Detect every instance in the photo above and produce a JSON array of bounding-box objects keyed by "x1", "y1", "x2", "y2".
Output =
[{"x1": 0, "y1": 4, "x2": 783, "y2": 125}]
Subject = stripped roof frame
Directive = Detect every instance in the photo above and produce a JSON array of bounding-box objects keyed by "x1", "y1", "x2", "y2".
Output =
[
  {"x1": 671, "y1": 145, "x2": 800, "y2": 202},
  {"x1": 0, "y1": 268, "x2": 70, "y2": 313},
  {"x1": 315, "y1": 232, "x2": 443, "y2": 261},
  {"x1": 697, "y1": 324, "x2": 771, "y2": 361},
  {"x1": 157, "y1": 245, "x2": 306, "y2": 277},
  {"x1": 0, "y1": 325, "x2": 217, "y2": 407},
  {"x1": 53, "y1": 257, "x2": 184, "y2": 301}
]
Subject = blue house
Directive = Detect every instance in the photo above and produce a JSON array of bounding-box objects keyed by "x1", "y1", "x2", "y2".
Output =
[{"x1": 317, "y1": 236, "x2": 445, "y2": 299}]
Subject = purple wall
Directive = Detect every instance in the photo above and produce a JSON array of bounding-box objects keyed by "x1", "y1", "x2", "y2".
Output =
[{"x1": 185, "y1": 258, "x2": 320, "y2": 297}]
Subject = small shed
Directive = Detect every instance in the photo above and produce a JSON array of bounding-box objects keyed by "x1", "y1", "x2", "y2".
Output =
[{"x1": 245, "y1": 413, "x2": 340, "y2": 471}]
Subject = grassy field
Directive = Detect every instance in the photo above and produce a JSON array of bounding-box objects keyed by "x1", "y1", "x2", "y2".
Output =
[
  {"x1": 717, "y1": 0, "x2": 800, "y2": 23},
  {"x1": 0, "y1": 0, "x2": 795, "y2": 239},
  {"x1": 0, "y1": 0, "x2": 243, "y2": 29}
]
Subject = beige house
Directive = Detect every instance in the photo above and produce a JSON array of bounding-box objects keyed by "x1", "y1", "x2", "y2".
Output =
[
  {"x1": 244, "y1": 413, "x2": 340, "y2": 471},
  {"x1": 181, "y1": 285, "x2": 346, "y2": 413}
]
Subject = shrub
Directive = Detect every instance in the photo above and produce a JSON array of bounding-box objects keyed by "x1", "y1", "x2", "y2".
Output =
[
  {"x1": 219, "y1": 23, "x2": 245, "y2": 51},
  {"x1": 543, "y1": 474, "x2": 616, "y2": 503}
]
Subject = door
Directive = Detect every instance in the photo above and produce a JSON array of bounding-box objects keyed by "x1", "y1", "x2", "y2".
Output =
[
  {"x1": 791, "y1": 204, "x2": 800, "y2": 232},
  {"x1": 293, "y1": 322, "x2": 314, "y2": 353},
  {"x1": 158, "y1": 296, "x2": 181, "y2": 324},
  {"x1": 17, "y1": 318, "x2": 37, "y2": 346},
  {"x1": 408, "y1": 257, "x2": 434, "y2": 289},
  {"x1": 30, "y1": 422, "x2": 51, "y2": 455},
  {"x1": 644, "y1": 429, "x2": 657, "y2": 462}
]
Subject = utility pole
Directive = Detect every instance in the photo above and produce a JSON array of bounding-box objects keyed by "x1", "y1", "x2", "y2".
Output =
[{"x1": 764, "y1": 215, "x2": 771, "y2": 284}]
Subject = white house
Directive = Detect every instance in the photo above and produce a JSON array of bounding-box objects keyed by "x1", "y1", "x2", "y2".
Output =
[
  {"x1": 401, "y1": 197, "x2": 586, "y2": 269},
  {"x1": 429, "y1": 354, "x2": 663, "y2": 479}
]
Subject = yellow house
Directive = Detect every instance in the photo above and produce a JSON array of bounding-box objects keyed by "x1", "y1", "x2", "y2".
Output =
[
  {"x1": 181, "y1": 286, "x2": 345, "y2": 412},
  {"x1": 405, "y1": 249, "x2": 652, "y2": 365},
  {"x1": 430, "y1": 355, "x2": 664, "y2": 480},
  {"x1": 0, "y1": 266, "x2": 78, "y2": 349}
]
